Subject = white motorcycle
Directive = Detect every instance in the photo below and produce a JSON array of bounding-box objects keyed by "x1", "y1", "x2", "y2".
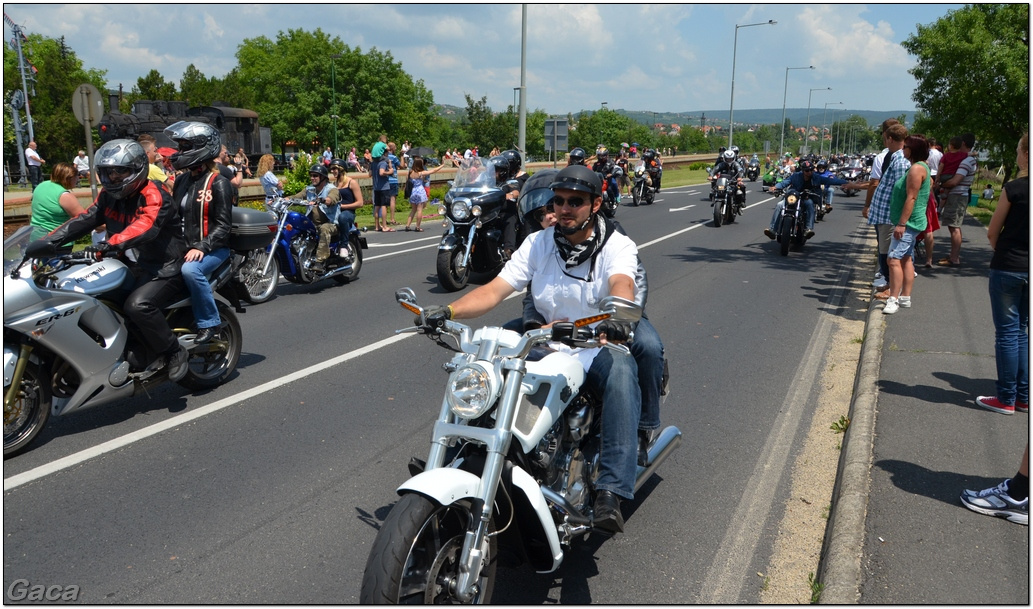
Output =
[
  {"x1": 3, "y1": 227, "x2": 245, "y2": 456},
  {"x1": 360, "y1": 289, "x2": 682, "y2": 603}
]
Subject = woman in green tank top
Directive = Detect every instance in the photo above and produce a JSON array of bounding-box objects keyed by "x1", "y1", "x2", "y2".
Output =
[{"x1": 30, "y1": 162, "x2": 86, "y2": 245}]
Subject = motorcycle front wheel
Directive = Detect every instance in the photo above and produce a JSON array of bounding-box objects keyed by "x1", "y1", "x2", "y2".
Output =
[
  {"x1": 3, "y1": 353, "x2": 51, "y2": 457},
  {"x1": 779, "y1": 216, "x2": 793, "y2": 256},
  {"x1": 713, "y1": 198, "x2": 724, "y2": 227},
  {"x1": 240, "y1": 249, "x2": 279, "y2": 304},
  {"x1": 436, "y1": 247, "x2": 470, "y2": 292},
  {"x1": 361, "y1": 493, "x2": 497, "y2": 604},
  {"x1": 173, "y1": 305, "x2": 242, "y2": 391},
  {"x1": 631, "y1": 185, "x2": 640, "y2": 206}
]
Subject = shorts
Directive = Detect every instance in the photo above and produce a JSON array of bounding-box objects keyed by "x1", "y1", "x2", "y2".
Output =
[
  {"x1": 940, "y1": 192, "x2": 969, "y2": 228},
  {"x1": 887, "y1": 227, "x2": 919, "y2": 260},
  {"x1": 876, "y1": 224, "x2": 893, "y2": 255},
  {"x1": 373, "y1": 190, "x2": 390, "y2": 207},
  {"x1": 388, "y1": 183, "x2": 399, "y2": 197}
]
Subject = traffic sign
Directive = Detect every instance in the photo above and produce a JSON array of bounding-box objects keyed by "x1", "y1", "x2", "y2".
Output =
[{"x1": 72, "y1": 83, "x2": 104, "y2": 126}]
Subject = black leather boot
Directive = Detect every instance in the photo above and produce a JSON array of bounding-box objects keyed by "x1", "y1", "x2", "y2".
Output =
[{"x1": 593, "y1": 490, "x2": 625, "y2": 534}]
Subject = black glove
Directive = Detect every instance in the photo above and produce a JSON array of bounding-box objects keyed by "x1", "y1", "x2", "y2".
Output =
[
  {"x1": 596, "y1": 319, "x2": 635, "y2": 344},
  {"x1": 417, "y1": 304, "x2": 452, "y2": 331},
  {"x1": 82, "y1": 241, "x2": 111, "y2": 261}
]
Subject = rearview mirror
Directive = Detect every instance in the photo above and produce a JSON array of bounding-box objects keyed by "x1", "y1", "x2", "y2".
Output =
[{"x1": 597, "y1": 296, "x2": 641, "y2": 323}]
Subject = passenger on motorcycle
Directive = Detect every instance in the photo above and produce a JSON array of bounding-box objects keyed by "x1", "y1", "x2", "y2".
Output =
[
  {"x1": 642, "y1": 149, "x2": 662, "y2": 192},
  {"x1": 420, "y1": 165, "x2": 641, "y2": 535},
  {"x1": 164, "y1": 121, "x2": 234, "y2": 345},
  {"x1": 515, "y1": 170, "x2": 665, "y2": 468},
  {"x1": 591, "y1": 147, "x2": 620, "y2": 202},
  {"x1": 765, "y1": 160, "x2": 865, "y2": 240},
  {"x1": 815, "y1": 159, "x2": 836, "y2": 211},
  {"x1": 292, "y1": 164, "x2": 342, "y2": 272},
  {"x1": 567, "y1": 147, "x2": 587, "y2": 166},
  {"x1": 42, "y1": 139, "x2": 191, "y2": 381},
  {"x1": 330, "y1": 158, "x2": 364, "y2": 257},
  {"x1": 499, "y1": 149, "x2": 528, "y2": 259}
]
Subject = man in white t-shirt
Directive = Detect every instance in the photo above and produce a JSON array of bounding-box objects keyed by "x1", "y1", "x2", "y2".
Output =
[
  {"x1": 25, "y1": 141, "x2": 45, "y2": 190},
  {"x1": 420, "y1": 165, "x2": 641, "y2": 535},
  {"x1": 73, "y1": 150, "x2": 90, "y2": 181}
]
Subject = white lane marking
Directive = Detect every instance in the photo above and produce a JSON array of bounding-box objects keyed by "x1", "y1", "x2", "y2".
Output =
[
  {"x1": 668, "y1": 205, "x2": 696, "y2": 212},
  {"x1": 3, "y1": 332, "x2": 414, "y2": 491},
  {"x1": 366, "y1": 235, "x2": 441, "y2": 247},
  {"x1": 5, "y1": 190, "x2": 778, "y2": 489}
]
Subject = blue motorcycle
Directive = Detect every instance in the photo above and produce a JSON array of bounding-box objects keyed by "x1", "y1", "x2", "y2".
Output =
[{"x1": 247, "y1": 197, "x2": 368, "y2": 302}]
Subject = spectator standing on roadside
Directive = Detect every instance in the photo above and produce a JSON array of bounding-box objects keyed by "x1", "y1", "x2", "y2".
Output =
[
  {"x1": 257, "y1": 154, "x2": 283, "y2": 203},
  {"x1": 234, "y1": 147, "x2": 252, "y2": 178},
  {"x1": 386, "y1": 142, "x2": 402, "y2": 226},
  {"x1": 216, "y1": 145, "x2": 243, "y2": 206},
  {"x1": 372, "y1": 150, "x2": 394, "y2": 232},
  {"x1": 29, "y1": 162, "x2": 86, "y2": 245},
  {"x1": 918, "y1": 138, "x2": 944, "y2": 268},
  {"x1": 881, "y1": 134, "x2": 930, "y2": 315},
  {"x1": 404, "y1": 156, "x2": 445, "y2": 232},
  {"x1": 864, "y1": 119, "x2": 901, "y2": 291},
  {"x1": 975, "y1": 132, "x2": 1028, "y2": 416},
  {"x1": 936, "y1": 133, "x2": 977, "y2": 267},
  {"x1": 73, "y1": 150, "x2": 90, "y2": 182},
  {"x1": 138, "y1": 135, "x2": 172, "y2": 193},
  {"x1": 322, "y1": 146, "x2": 332, "y2": 167},
  {"x1": 866, "y1": 123, "x2": 909, "y2": 299},
  {"x1": 25, "y1": 141, "x2": 45, "y2": 190}
]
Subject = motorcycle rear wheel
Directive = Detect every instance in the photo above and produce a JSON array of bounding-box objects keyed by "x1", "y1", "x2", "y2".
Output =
[
  {"x1": 3, "y1": 354, "x2": 51, "y2": 457},
  {"x1": 174, "y1": 305, "x2": 242, "y2": 391},
  {"x1": 333, "y1": 235, "x2": 364, "y2": 284},
  {"x1": 240, "y1": 249, "x2": 279, "y2": 304},
  {"x1": 361, "y1": 493, "x2": 497, "y2": 604},
  {"x1": 436, "y1": 247, "x2": 470, "y2": 292},
  {"x1": 779, "y1": 216, "x2": 793, "y2": 256}
]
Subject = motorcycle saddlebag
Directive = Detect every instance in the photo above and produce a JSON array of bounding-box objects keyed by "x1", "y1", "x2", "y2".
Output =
[{"x1": 229, "y1": 207, "x2": 277, "y2": 251}]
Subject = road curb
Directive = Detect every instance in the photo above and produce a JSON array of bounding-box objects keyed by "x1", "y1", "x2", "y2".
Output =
[{"x1": 818, "y1": 293, "x2": 885, "y2": 603}]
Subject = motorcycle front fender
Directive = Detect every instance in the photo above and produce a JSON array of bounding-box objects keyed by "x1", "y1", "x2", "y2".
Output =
[
  {"x1": 438, "y1": 232, "x2": 462, "y2": 252},
  {"x1": 398, "y1": 464, "x2": 564, "y2": 573}
]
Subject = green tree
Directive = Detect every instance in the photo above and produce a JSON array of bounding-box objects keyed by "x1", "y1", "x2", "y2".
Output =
[
  {"x1": 3, "y1": 33, "x2": 108, "y2": 171},
  {"x1": 903, "y1": 4, "x2": 1029, "y2": 178},
  {"x1": 130, "y1": 68, "x2": 177, "y2": 102}
]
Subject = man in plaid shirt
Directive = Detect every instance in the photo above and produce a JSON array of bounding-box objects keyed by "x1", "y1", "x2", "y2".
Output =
[{"x1": 864, "y1": 123, "x2": 910, "y2": 298}]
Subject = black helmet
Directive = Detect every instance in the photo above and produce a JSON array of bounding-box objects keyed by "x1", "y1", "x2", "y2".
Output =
[
  {"x1": 501, "y1": 149, "x2": 522, "y2": 178},
  {"x1": 94, "y1": 139, "x2": 149, "y2": 200},
  {"x1": 799, "y1": 160, "x2": 815, "y2": 172},
  {"x1": 549, "y1": 164, "x2": 601, "y2": 199},
  {"x1": 568, "y1": 147, "x2": 586, "y2": 166},
  {"x1": 518, "y1": 169, "x2": 559, "y2": 224},
  {"x1": 816, "y1": 160, "x2": 828, "y2": 171},
  {"x1": 164, "y1": 121, "x2": 221, "y2": 170},
  {"x1": 488, "y1": 155, "x2": 511, "y2": 183},
  {"x1": 329, "y1": 158, "x2": 347, "y2": 171},
  {"x1": 642, "y1": 149, "x2": 656, "y2": 162},
  {"x1": 309, "y1": 163, "x2": 329, "y2": 180}
]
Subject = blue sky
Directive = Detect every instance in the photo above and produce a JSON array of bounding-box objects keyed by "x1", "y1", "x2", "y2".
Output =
[{"x1": 5, "y1": 3, "x2": 964, "y2": 115}]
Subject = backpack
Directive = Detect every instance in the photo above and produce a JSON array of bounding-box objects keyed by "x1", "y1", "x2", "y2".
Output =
[{"x1": 403, "y1": 174, "x2": 415, "y2": 199}]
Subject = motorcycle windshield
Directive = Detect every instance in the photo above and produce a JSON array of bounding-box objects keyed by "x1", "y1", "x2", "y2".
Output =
[
  {"x1": 450, "y1": 157, "x2": 501, "y2": 192},
  {"x1": 3, "y1": 226, "x2": 34, "y2": 276}
]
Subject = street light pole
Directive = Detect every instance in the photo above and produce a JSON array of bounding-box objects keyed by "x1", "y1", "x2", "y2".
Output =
[
  {"x1": 330, "y1": 52, "x2": 343, "y2": 156},
  {"x1": 804, "y1": 87, "x2": 830, "y2": 155},
  {"x1": 819, "y1": 102, "x2": 842, "y2": 157},
  {"x1": 728, "y1": 19, "x2": 777, "y2": 148},
  {"x1": 779, "y1": 65, "x2": 813, "y2": 159}
]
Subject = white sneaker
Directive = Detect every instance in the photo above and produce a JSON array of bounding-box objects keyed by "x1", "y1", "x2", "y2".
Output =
[
  {"x1": 898, "y1": 296, "x2": 911, "y2": 308},
  {"x1": 883, "y1": 297, "x2": 899, "y2": 315}
]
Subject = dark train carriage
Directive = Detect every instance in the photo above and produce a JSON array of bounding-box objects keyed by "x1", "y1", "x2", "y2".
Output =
[{"x1": 98, "y1": 99, "x2": 271, "y2": 160}]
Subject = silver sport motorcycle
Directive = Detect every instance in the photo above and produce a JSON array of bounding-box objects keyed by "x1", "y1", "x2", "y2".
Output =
[
  {"x1": 360, "y1": 289, "x2": 682, "y2": 604},
  {"x1": 3, "y1": 227, "x2": 244, "y2": 456}
]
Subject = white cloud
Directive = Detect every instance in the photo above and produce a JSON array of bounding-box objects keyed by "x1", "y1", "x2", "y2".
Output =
[{"x1": 202, "y1": 13, "x2": 224, "y2": 42}]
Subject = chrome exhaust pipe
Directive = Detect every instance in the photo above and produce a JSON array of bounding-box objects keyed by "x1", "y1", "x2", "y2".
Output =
[{"x1": 634, "y1": 426, "x2": 682, "y2": 493}]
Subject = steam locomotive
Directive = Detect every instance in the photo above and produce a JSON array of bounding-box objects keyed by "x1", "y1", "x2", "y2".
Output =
[{"x1": 98, "y1": 97, "x2": 272, "y2": 161}]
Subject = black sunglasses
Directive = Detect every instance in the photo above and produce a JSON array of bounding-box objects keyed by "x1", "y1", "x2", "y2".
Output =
[{"x1": 551, "y1": 195, "x2": 589, "y2": 209}]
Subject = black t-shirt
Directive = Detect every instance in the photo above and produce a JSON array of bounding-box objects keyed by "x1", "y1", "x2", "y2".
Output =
[
  {"x1": 216, "y1": 163, "x2": 239, "y2": 205},
  {"x1": 991, "y1": 176, "x2": 1029, "y2": 272}
]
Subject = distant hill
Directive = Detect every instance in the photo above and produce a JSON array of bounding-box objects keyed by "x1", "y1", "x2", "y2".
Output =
[{"x1": 433, "y1": 103, "x2": 915, "y2": 128}]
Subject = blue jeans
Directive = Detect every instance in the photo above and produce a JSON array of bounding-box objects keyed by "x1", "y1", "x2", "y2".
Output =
[
  {"x1": 182, "y1": 247, "x2": 231, "y2": 329},
  {"x1": 586, "y1": 346, "x2": 641, "y2": 500},
  {"x1": 768, "y1": 197, "x2": 816, "y2": 232},
  {"x1": 988, "y1": 269, "x2": 1029, "y2": 405},
  {"x1": 631, "y1": 317, "x2": 663, "y2": 431},
  {"x1": 337, "y1": 210, "x2": 356, "y2": 244}
]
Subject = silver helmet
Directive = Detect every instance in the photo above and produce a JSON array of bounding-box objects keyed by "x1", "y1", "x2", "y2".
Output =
[
  {"x1": 164, "y1": 120, "x2": 221, "y2": 170},
  {"x1": 94, "y1": 139, "x2": 149, "y2": 200}
]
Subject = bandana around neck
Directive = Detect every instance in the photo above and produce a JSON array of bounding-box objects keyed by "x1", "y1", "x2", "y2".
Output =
[{"x1": 553, "y1": 214, "x2": 614, "y2": 271}]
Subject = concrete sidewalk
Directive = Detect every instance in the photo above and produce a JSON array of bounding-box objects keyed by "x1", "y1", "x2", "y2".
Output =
[{"x1": 822, "y1": 214, "x2": 1029, "y2": 604}]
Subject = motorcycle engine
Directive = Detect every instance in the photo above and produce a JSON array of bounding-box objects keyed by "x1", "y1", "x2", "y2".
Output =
[{"x1": 531, "y1": 395, "x2": 598, "y2": 512}]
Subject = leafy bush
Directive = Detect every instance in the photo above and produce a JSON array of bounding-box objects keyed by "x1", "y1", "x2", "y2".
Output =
[{"x1": 689, "y1": 162, "x2": 711, "y2": 171}]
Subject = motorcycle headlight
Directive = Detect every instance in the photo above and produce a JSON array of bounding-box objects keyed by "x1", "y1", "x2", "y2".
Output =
[
  {"x1": 717, "y1": 184, "x2": 726, "y2": 191},
  {"x1": 451, "y1": 201, "x2": 471, "y2": 221},
  {"x1": 446, "y1": 362, "x2": 500, "y2": 420},
  {"x1": 786, "y1": 194, "x2": 799, "y2": 206},
  {"x1": 471, "y1": 205, "x2": 482, "y2": 217}
]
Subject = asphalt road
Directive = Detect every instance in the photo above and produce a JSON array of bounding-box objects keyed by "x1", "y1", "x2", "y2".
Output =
[{"x1": 4, "y1": 182, "x2": 872, "y2": 603}]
